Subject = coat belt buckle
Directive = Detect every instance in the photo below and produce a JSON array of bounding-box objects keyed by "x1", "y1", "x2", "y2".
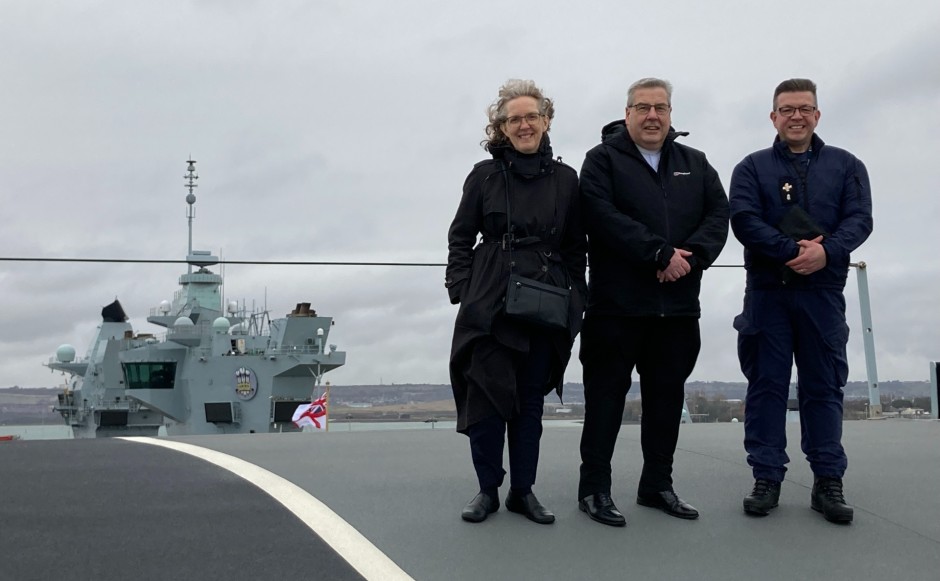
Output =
[{"x1": 501, "y1": 233, "x2": 514, "y2": 250}]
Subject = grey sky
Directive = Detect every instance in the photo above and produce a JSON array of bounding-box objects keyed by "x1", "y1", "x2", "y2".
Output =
[{"x1": 2, "y1": 0, "x2": 938, "y2": 390}]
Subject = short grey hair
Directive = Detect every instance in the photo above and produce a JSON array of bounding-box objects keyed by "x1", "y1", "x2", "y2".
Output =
[
  {"x1": 626, "y1": 77, "x2": 673, "y2": 107},
  {"x1": 483, "y1": 79, "x2": 554, "y2": 151},
  {"x1": 773, "y1": 78, "x2": 818, "y2": 108}
]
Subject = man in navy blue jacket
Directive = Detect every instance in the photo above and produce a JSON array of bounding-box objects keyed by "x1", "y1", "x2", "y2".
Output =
[
  {"x1": 730, "y1": 78, "x2": 873, "y2": 524},
  {"x1": 578, "y1": 78, "x2": 729, "y2": 526}
]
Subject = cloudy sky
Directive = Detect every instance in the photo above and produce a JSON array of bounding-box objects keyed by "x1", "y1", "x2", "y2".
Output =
[{"x1": 2, "y1": 0, "x2": 938, "y2": 391}]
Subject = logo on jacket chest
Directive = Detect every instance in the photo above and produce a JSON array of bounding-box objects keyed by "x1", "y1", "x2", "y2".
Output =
[{"x1": 673, "y1": 171, "x2": 691, "y2": 177}]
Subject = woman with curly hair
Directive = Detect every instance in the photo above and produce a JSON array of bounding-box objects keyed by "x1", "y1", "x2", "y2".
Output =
[{"x1": 446, "y1": 79, "x2": 587, "y2": 524}]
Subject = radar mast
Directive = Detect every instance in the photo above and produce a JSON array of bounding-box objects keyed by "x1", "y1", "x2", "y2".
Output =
[{"x1": 184, "y1": 159, "x2": 198, "y2": 274}]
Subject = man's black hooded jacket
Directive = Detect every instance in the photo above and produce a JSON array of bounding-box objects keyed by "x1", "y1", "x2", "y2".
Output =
[{"x1": 579, "y1": 120, "x2": 729, "y2": 318}]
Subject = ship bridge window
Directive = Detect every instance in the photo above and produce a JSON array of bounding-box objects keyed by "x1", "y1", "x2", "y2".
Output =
[{"x1": 123, "y1": 362, "x2": 177, "y2": 390}]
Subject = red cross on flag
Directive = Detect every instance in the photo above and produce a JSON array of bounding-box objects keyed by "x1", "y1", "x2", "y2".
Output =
[{"x1": 292, "y1": 393, "x2": 328, "y2": 430}]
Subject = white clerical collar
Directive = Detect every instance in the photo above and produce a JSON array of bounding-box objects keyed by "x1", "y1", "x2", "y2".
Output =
[{"x1": 636, "y1": 145, "x2": 661, "y2": 171}]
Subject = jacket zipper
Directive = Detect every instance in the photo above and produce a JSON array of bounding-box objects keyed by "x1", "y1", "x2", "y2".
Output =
[
  {"x1": 787, "y1": 151, "x2": 812, "y2": 214},
  {"x1": 656, "y1": 162, "x2": 669, "y2": 317}
]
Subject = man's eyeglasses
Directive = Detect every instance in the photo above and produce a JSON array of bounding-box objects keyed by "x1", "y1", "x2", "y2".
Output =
[
  {"x1": 630, "y1": 103, "x2": 670, "y2": 116},
  {"x1": 776, "y1": 106, "x2": 817, "y2": 117},
  {"x1": 504, "y1": 113, "x2": 544, "y2": 128}
]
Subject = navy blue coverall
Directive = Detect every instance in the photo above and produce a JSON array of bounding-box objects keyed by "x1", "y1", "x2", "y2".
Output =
[{"x1": 729, "y1": 134, "x2": 873, "y2": 483}]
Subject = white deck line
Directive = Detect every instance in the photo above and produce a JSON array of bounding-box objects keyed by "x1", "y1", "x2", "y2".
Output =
[{"x1": 120, "y1": 436, "x2": 414, "y2": 581}]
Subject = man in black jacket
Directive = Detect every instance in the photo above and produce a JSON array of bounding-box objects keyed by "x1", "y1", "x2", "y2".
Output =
[{"x1": 577, "y1": 78, "x2": 729, "y2": 526}]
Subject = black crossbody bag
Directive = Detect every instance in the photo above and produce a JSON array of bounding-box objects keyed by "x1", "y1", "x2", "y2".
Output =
[{"x1": 500, "y1": 166, "x2": 570, "y2": 330}]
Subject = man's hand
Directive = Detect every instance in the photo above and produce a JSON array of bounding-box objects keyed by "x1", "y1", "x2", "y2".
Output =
[
  {"x1": 657, "y1": 248, "x2": 693, "y2": 282},
  {"x1": 785, "y1": 235, "x2": 826, "y2": 275}
]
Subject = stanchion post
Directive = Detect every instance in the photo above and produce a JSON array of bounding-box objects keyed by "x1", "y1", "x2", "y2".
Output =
[
  {"x1": 854, "y1": 262, "x2": 882, "y2": 418},
  {"x1": 930, "y1": 362, "x2": 938, "y2": 420}
]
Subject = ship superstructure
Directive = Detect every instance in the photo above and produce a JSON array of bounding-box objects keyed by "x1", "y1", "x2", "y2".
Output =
[{"x1": 48, "y1": 160, "x2": 345, "y2": 437}]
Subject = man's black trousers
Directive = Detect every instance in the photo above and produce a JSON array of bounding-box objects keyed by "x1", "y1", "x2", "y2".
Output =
[{"x1": 578, "y1": 315, "x2": 701, "y2": 499}]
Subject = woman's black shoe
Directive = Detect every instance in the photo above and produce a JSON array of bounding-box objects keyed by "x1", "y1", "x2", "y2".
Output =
[{"x1": 461, "y1": 491, "x2": 499, "y2": 523}]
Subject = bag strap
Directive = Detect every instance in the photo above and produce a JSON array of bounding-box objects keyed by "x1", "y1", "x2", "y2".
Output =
[{"x1": 501, "y1": 162, "x2": 517, "y2": 272}]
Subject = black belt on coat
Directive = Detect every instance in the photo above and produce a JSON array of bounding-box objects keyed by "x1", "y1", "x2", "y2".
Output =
[{"x1": 480, "y1": 235, "x2": 555, "y2": 253}]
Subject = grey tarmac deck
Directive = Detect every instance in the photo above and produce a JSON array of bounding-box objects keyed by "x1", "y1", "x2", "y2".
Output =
[
  {"x1": 2, "y1": 421, "x2": 939, "y2": 580},
  {"x1": 0, "y1": 439, "x2": 363, "y2": 581}
]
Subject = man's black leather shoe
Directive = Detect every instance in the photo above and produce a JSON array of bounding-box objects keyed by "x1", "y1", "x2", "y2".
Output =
[
  {"x1": 505, "y1": 490, "x2": 555, "y2": 524},
  {"x1": 636, "y1": 490, "x2": 699, "y2": 520},
  {"x1": 579, "y1": 492, "x2": 626, "y2": 527},
  {"x1": 743, "y1": 479, "x2": 781, "y2": 516},
  {"x1": 811, "y1": 477, "x2": 853, "y2": 524},
  {"x1": 461, "y1": 491, "x2": 499, "y2": 523}
]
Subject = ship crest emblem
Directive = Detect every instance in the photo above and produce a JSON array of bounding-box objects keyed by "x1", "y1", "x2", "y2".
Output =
[{"x1": 233, "y1": 367, "x2": 258, "y2": 401}]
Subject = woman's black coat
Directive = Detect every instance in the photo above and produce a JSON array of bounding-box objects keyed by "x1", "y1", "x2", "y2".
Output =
[{"x1": 445, "y1": 138, "x2": 587, "y2": 432}]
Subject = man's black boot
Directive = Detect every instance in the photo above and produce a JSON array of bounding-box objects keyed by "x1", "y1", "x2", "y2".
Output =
[
  {"x1": 743, "y1": 479, "x2": 781, "y2": 516},
  {"x1": 811, "y1": 477, "x2": 853, "y2": 524}
]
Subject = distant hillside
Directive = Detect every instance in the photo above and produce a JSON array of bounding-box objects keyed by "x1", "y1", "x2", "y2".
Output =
[
  {"x1": 685, "y1": 380, "x2": 932, "y2": 401},
  {"x1": 323, "y1": 380, "x2": 932, "y2": 405},
  {"x1": 1, "y1": 381, "x2": 931, "y2": 425},
  {"x1": 0, "y1": 387, "x2": 60, "y2": 426}
]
